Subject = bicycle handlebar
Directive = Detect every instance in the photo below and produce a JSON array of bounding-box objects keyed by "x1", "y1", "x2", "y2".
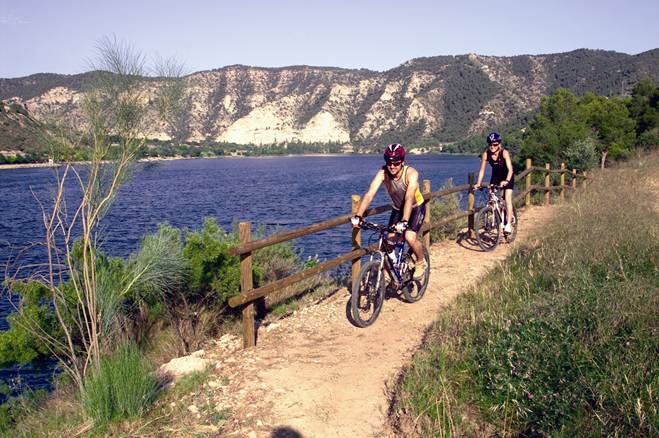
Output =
[
  {"x1": 475, "y1": 184, "x2": 507, "y2": 191},
  {"x1": 358, "y1": 219, "x2": 397, "y2": 234}
]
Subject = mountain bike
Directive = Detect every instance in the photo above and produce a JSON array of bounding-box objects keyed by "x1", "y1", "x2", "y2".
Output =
[
  {"x1": 475, "y1": 185, "x2": 518, "y2": 252},
  {"x1": 350, "y1": 218, "x2": 430, "y2": 327}
]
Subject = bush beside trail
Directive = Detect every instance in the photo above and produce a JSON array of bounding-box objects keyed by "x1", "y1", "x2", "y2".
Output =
[
  {"x1": 0, "y1": 217, "x2": 334, "y2": 434},
  {"x1": 393, "y1": 154, "x2": 658, "y2": 436}
]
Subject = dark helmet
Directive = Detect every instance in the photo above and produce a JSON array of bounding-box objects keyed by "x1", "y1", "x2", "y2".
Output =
[
  {"x1": 384, "y1": 143, "x2": 406, "y2": 162},
  {"x1": 486, "y1": 132, "x2": 502, "y2": 144}
]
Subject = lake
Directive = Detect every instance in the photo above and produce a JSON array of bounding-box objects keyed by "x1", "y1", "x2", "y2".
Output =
[{"x1": 0, "y1": 153, "x2": 483, "y2": 394}]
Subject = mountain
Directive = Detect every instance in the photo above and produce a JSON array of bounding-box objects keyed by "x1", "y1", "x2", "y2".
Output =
[
  {"x1": 1, "y1": 49, "x2": 658, "y2": 150},
  {"x1": 0, "y1": 100, "x2": 51, "y2": 161}
]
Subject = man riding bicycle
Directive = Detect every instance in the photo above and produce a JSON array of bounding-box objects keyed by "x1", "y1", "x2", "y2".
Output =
[
  {"x1": 475, "y1": 132, "x2": 515, "y2": 233},
  {"x1": 351, "y1": 144, "x2": 427, "y2": 280}
]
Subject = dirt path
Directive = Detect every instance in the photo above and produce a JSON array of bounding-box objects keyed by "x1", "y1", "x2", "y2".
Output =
[{"x1": 192, "y1": 205, "x2": 556, "y2": 437}]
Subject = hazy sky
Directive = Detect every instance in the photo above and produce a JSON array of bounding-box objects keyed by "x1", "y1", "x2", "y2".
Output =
[{"x1": 1, "y1": 0, "x2": 657, "y2": 78}]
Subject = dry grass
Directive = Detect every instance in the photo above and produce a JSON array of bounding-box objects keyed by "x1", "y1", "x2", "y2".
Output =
[{"x1": 392, "y1": 153, "x2": 659, "y2": 437}]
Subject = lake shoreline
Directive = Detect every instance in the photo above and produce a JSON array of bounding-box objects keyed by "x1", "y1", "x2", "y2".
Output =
[{"x1": 0, "y1": 151, "x2": 475, "y2": 171}]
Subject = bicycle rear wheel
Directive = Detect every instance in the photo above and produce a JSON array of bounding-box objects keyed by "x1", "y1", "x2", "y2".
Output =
[
  {"x1": 350, "y1": 260, "x2": 385, "y2": 327},
  {"x1": 476, "y1": 206, "x2": 500, "y2": 252},
  {"x1": 401, "y1": 246, "x2": 430, "y2": 302}
]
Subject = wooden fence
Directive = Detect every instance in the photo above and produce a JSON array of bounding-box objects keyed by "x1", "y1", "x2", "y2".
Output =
[{"x1": 227, "y1": 159, "x2": 587, "y2": 347}]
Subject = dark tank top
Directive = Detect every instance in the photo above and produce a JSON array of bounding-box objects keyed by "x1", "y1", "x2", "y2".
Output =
[{"x1": 487, "y1": 149, "x2": 512, "y2": 183}]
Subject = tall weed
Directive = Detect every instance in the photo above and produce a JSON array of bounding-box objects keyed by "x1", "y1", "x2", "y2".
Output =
[{"x1": 82, "y1": 342, "x2": 157, "y2": 427}]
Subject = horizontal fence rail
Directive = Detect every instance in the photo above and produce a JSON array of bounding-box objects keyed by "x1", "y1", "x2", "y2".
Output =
[{"x1": 229, "y1": 159, "x2": 587, "y2": 347}]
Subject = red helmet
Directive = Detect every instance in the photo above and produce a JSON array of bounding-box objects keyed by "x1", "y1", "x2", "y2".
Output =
[{"x1": 384, "y1": 143, "x2": 406, "y2": 162}]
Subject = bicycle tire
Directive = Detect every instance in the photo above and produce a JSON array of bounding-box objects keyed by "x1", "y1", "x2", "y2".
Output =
[
  {"x1": 401, "y1": 246, "x2": 430, "y2": 302},
  {"x1": 504, "y1": 205, "x2": 518, "y2": 243},
  {"x1": 350, "y1": 260, "x2": 385, "y2": 327},
  {"x1": 476, "y1": 206, "x2": 500, "y2": 252}
]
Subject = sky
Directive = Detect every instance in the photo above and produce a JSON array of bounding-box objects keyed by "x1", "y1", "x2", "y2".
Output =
[{"x1": 1, "y1": 0, "x2": 658, "y2": 78}]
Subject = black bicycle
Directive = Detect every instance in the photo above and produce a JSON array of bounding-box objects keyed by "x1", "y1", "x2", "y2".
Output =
[
  {"x1": 475, "y1": 185, "x2": 518, "y2": 252},
  {"x1": 350, "y1": 218, "x2": 430, "y2": 327}
]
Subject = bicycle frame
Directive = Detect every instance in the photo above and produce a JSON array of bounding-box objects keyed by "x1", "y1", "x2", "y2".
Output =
[
  {"x1": 361, "y1": 222, "x2": 408, "y2": 288},
  {"x1": 350, "y1": 218, "x2": 430, "y2": 326},
  {"x1": 481, "y1": 185, "x2": 508, "y2": 228}
]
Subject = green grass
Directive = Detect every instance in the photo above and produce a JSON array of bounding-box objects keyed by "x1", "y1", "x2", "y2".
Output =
[
  {"x1": 272, "y1": 300, "x2": 300, "y2": 317},
  {"x1": 82, "y1": 342, "x2": 158, "y2": 429},
  {"x1": 169, "y1": 364, "x2": 214, "y2": 396},
  {"x1": 393, "y1": 154, "x2": 658, "y2": 437}
]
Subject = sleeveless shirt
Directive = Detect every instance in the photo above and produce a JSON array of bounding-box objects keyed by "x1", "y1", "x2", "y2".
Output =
[
  {"x1": 383, "y1": 165, "x2": 425, "y2": 210},
  {"x1": 487, "y1": 149, "x2": 512, "y2": 183}
]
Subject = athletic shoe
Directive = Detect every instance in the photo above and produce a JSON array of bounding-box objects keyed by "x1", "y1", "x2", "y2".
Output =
[
  {"x1": 504, "y1": 222, "x2": 513, "y2": 234},
  {"x1": 414, "y1": 258, "x2": 427, "y2": 280}
]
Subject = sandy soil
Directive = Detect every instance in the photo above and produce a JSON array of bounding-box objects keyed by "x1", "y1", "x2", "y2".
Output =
[{"x1": 189, "y1": 205, "x2": 556, "y2": 438}]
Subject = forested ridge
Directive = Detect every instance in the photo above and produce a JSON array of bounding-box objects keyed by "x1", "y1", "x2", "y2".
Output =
[{"x1": 0, "y1": 49, "x2": 657, "y2": 160}]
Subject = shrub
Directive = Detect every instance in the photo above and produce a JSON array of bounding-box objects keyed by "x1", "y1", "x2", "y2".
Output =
[
  {"x1": 0, "y1": 384, "x2": 47, "y2": 434},
  {"x1": 636, "y1": 130, "x2": 658, "y2": 150},
  {"x1": 252, "y1": 225, "x2": 302, "y2": 285},
  {"x1": 183, "y1": 218, "x2": 240, "y2": 303},
  {"x1": 428, "y1": 178, "x2": 465, "y2": 243},
  {"x1": 81, "y1": 342, "x2": 157, "y2": 427},
  {"x1": 562, "y1": 137, "x2": 598, "y2": 170}
]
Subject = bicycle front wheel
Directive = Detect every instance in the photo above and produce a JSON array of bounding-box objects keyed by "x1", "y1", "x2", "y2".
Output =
[
  {"x1": 476, "y1": 206, "x2": 500, "y2": 252},
  {"x1": 350, "y1": 260, "x2": 385, "y2": 327}
]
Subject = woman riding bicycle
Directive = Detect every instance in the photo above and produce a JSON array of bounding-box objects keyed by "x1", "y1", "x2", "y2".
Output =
[
  {"x1": 475, "y1": 132, "x2": 515, "y2": 233},
  {"x1": 351, "y1": 143, "x2": 427, "y2": 280}
]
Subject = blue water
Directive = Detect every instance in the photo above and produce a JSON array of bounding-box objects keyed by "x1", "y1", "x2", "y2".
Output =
[{"x1": 0, "y1": 154, "x2": 481, "y2": 394}]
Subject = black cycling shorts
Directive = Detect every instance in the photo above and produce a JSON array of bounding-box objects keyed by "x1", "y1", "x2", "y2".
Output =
[
  {"x1": 491, "y1": 176, "x2": 515, "y2": 190},
  {"x1": 388, "y1": 203, "x2": 426, "y2": 233}
]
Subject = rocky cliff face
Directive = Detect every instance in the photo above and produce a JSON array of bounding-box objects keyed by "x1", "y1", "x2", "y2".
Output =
[
  {"x1": 0, "y1": 100, "x2": 49, "y2": 155},
  {"x1": 1, "y1": 49, "x2": 658, "y2": 146}
]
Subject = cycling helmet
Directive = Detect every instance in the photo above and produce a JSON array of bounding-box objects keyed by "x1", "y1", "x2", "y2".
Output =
[
  {"x1": 486, "y1": 132, "x2": 502, "y2": 144},
  {"x1": 384, "y1": 143, "x2": 406, "y2": 162}
]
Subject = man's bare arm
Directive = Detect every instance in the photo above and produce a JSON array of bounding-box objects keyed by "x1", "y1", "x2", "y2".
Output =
[
  {"x1": 402, "y1": 168, "x2": 420, "y2": 222},
  {"x1": 356, "y1": 169, "x2": 385, "y2": 217}
]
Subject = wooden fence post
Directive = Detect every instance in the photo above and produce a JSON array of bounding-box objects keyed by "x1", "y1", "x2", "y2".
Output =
[
  {"x1": 572, "y1": 169, "x2": 577, "y2": 189},
  {"x1": 239, "y1": 222, "x2": 255, "y2": 348},
  {"x1": 467, "y1": 172, "x2": 475, "y2": 238},
  {"x1": 422, "y1": 179, "x2": 431, "y2": 248},
  {"x1": 351, "y1": 195, "x2": 361, "y2": 290},
  {"x1": 560, "y1": 162, "x2": 566, "y2": 203},
  {"x1": 544, "y1": 163, "x2": 551, "y2": 205},
  {"x1": 525, "y1": 158, "x2": 532, "y2": 207}
]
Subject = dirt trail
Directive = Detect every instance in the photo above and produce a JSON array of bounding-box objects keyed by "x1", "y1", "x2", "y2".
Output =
[{"x1": 197, "y1": 205, "x2": 556, "y2": 438}]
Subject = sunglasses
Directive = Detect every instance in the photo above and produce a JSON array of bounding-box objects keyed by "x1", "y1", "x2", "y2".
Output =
[
  {"x1": 386, "y1": 160, "x2": 403, "y2": 167},
  {"x1": 489, "y1": 142, "x2": 501, "y2": 147}
]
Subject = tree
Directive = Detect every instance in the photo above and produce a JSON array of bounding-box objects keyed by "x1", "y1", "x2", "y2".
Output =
[
  {"x1": 627, "y1": 77, "x2": 659, "y2": 135},
  {"x1": 520, "y1": 88, "x2": 638, "y2": 169},
  {"x1": 520, "y1": 89, "x2": 590, "y2": 166},
  {"x1": 581, "y1": 93, "x2": 635, "y2": 168}
]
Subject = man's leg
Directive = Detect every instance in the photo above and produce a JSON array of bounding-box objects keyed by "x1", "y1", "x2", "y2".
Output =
[
  {"x1": 405, "y1": 230, "x2": 424, "y2": 260},
  {"x1": 405, "y1": 230, "x2": 426, "y2": 279}
]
